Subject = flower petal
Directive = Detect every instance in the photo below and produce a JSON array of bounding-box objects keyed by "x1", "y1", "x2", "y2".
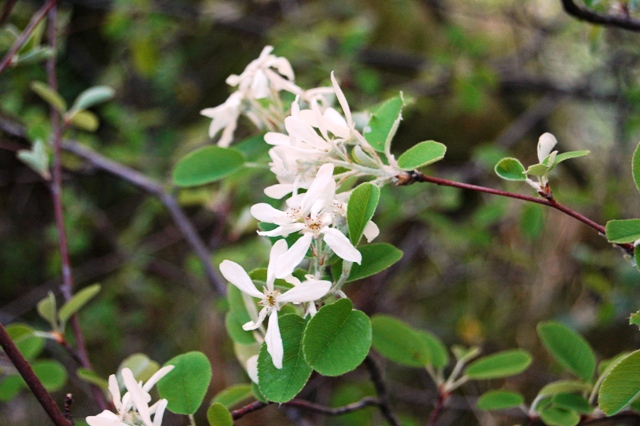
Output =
[
  {"x1": 220, "y1": 260, "x2": 263, "y2": 298},
  {"x1": 250, "y1": 203, "x2": 287, "y2": 224},
  {"x1": 267, "y1": 239, "x2": 289, "y2": 287},
  {"x1": 265, "y1": 312, "x2": 284, "y2": 369},
  {"x1": 246, "y1": 355, "x2": 259, "y2": 384},
  {"x1": 152, "y1": 399, "x2": 169, "y2": 426},
  {"x1": 122, "y1": 368, "x2": 153, "y2": 426},
  {"x1": 264, "y1": 184, "x2": 294, "y2": 199},
  {"x1": 107, "y1": 374, "x2": 122, "y2": 411},
  {"x1": 142, "y1": 365, "x2": 174, "y2": 392},
  {"x1": 537, "y1": 133, "x2": 558, "y2": 163},
  {"x1": 243, "y1": 307, "x2": 269, "y2": 330},
  {"x1": 257, "y1": 223, "x2": 305, "y2": 238},
  {"x1": 331, "y1": 71, "x2": 353, "y2": 129},
  {"x1": 86, "y1": 410, "x2": 126, "y2": 426},
  {"x1": 363, "y1": 220, "x2": 380, "y2": 242},
  {"x1": 322, "y1": 227, "x2": 362, "y2": 264},
  {"x1": 274, "y1": 234, "x2": 313, "y2": 278},
  {"x1": 278, "y1": 279, "x2": 331, "y2": 304}
]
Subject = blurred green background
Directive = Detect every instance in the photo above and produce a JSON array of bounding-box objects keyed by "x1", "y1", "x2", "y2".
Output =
[{"x1": 3, "y1": 0, "x2": 640, "y2": 424}]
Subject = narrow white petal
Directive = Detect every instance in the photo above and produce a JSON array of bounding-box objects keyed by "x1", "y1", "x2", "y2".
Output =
[
  {"x1": 122, "y1": 368, "x2": 153, "y2": 426},
  {"x1": 152, "y1": 399, "x2": 169, "y2": 426},
  {"x1": 264, "y1": 184, "x2": 294, "y2": 199},
  {"x1": 86, "y1": 411, "x2": 126, "y2": 426},
  {"x1": 107, "y1": 374, "x2": 122, "y2": 411},
  {"x1": 265, "y1": 313, "x2": 284, "y2": 369},
  {"x1": 322, "y1": 228, "x2": 362, "y2": 264},
  {"x1": 267, "y1": 239, "x2": 289, "y2": 287},
  {"x1": 331, "y1": 71, "x2": 353, "y2": 128},
  {"x1": 274, "y1": 234, "x2": 313, "y2": 278},
  {"x1": 246, "y1": 355, "x2": 260, "y2": 384},
  {"x1": 242, "y1": 307, "x2": 269, "y2": 330},
  {"x1": 278, "y1": 279, "x2": 331, "y2": 304},
  {"x1": 142, "y1": 365, "x2": 174, "y2": 392},
  {"x1": 250, "y1": 203, "x2": 287, "y2": 224},
  {"x1": 301, "y1": 163, "x2": 334, "y2": 211},
  {"x1": 537, "y1": 133, "x2": 557, "y2": 163},
  {"x1": 219, "y1": 260, "x2": 263, "y2": 298},
  {"x1": 264, "y1": 132, "x2": 291, "y2": 146},
  {"x1": 257, "y1": 223, "x2": 305, "y2": 238},
  {"x1": 363, "y1": 220, "x2": 380, "y2": 242}
]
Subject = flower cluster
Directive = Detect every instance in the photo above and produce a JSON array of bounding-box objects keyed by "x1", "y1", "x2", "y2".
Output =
[{"x1": 86, "y1": 366, "x2": 174, "y2": 426}]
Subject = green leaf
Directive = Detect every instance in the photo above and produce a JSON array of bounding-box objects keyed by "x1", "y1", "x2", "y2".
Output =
[
  {"x1": 227, "y1": 284, "x2": 253, "y2": 325},
  {"x1": 118, "y1": 353, "x2": 159, "y2": 383},
  {"x1": 364, "y1": 94, "x2": 403, "y2": 152},
  {"x1": 537, "y1": 380, "x2": 591, "y2": 398},
  {"x1": 525, "y1": 163, "x2": 549, "y2": 177},
  {"x1": 30, "y1": 81, "x2": 67, "y2": 113},
  {"x1": 76, "y1": 368, "x2": 109, "y2": 390},
  {"x1": 0, "y1": 376, "x2": 24, "y2": 401},
  {"x1": 632, "y1": 142, "x2": 640, "y2": 193},
  {"x1": 415, "y1": 329, "x2": 449, "y2": 369},
  {"x1": 539, "y1": 406, "x2": 580, "y2": 426},
  {"x1": 537, "y1": 321, "x2": 596, "y2": 381},
  {"x1": 5, "y1": 324, "x2": 45, "y2": 360},
  {"x1": 476, "y1": 390, "x2": 524, "y2": 411},
  {"x1": 207, "y1": 402, "x2": 233, "y2": 426},
  {"x1": 36, "y1": 291, "x2": 58, "y2": 329},
  {"x1": 347, "y1": 183, "x2": 380, "y2": 245},
  {"x1": 13, "y1": 47, "x2": 53, "y2": 66},
  {"x1": 551, "y1": 150, "x2": 590, "y2": 168},
  {"x1": 631, "y1": 311, "x2": 640, "y2": 329},
  {"x1": 258, "y1": 314, "x2": 312, "y2": 403},
  {"x1": 303, "y1": 299, "x2": 371, "y2": 376},
  {"x1": 605, "y1": 219, "x2": 640, "y2": 244},
  {"x1": 58, "y1": 284, "x2": 101, "y2": 327},
  {"x1": 551, "y1": 393, "x2": 592, "y2": 414},
  {"x1": 333, "y1": 243, "x2": 403, "y2": 283},
  {"x1": 17, "y1": 139, "x2": 50, "y2": 180},
  {"x1": 464, "y1": 349, "x2": 532, "y2": 380},
  {"x1": 68, "y1": 110, "x2": 99, "y2": 132},
  {"x1": 494, "y1": 158, "x2": 526, "y2": 181},
  {"x1": 32, "y1": 360, "x2": 67, "y2": 391},
  {"x1": 212, "y1": 384, "x2": 253, "y2": 408},
  {"x1": 172, "y1": 146, "x2": 245, "y2": 187},
  {"x1": 371, "y1": 315, "x2": 430, "y2": 367},
  {"x1": 225, "y1": 311, "x2": 256, "y2": 345},
  {"x1": 70, "y1": 86, "x2": 115, "y2": 112},
  {"x1": 599, "y1": 350, "x2": 640, "y2": 415},
  {"x1": 397, "y1": 141, "x2": 447, "y2": 170},
  {"x1": 157, "y1": 351, "x2": 212, "y2": 415}
]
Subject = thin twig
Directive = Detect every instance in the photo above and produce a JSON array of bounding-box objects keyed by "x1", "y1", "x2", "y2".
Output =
[
  {"x1": 231, "y1": 400, "x2": 268, "y2": 419},
  {"x1": 231, "y1": 396, "x2": 384, "y2": 420},
  {"x1": 427, "y1": 392, "x2": 447, "y2": 426},
  {"x1": 560, "y1": 0, "x2": 640, "y2": 32},
  {"x1": 364, "y1": 355, "x2": 401, "y2": 426},
  {"x1": 0, "y1": 323, "x2": 71, "y2": 426},
  {"x1": 0, "y1": 0, "x2": 57, "y2": 73}
]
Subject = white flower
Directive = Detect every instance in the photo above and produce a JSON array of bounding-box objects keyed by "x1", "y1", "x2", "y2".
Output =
[
  {"x1": 537, "y1": 132, "x2": 558, "y2": 164},
  {"x1": 200, "y1": 92, "x2": 242, "y2": 147},
  {"x1": 219, "y1": 239, "x2": 331, "y2": 368},
  {"x1": 526, "y1": 132, "x2": 559, "y2": 194},
  {"x1": 86, "y1": 366, "x2": 174, "y2": 426}
]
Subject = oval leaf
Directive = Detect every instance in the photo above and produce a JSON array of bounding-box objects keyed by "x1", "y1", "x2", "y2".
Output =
[
  {"x1": 552, "y1": 393, "x2": 592, "y2": 415},
  {"x1": 118, "y1": 353, "x2": 159, "y2": 383},
  {"x1": 32, "y1": 360, "x2": 67, "y2": 391},
  {"x1": 157, "y1": 351, "x2": 212, "y2": 414},
  {"x1": 364, "y1": 95, "x2": 403, "y2": 152},
  {"x1": 552, "y1": 150, "x2": 590, "y2": 167},
  {"x1": 77, "y1": 368, "x2": 109, "y2": 390},
  {"x1": 225, "y1": 311, "x2": 256, "y2": 345},
  {"x1": 333, "y1": 243, "x2": 403, "y2": 283},
  {"x1": 415, "y1": 329, "x2": 449, "y2": 369},
  {"x1": 0, "y1": 376, "x2": 25, "y2": 402},
  {"x1": 303, "y1": 299, "x2": 371, "y2": 376},
  {"x1": 495, "y1": 157, "x2": 526, "y2": 181},
  {"x1": 258, "y1": 314, "x2": 312, "y2": 403},
  {"x1": 30, "y1": 81, "x2": 67, "y2": 113},
  {"x1": 465, "y1": 349, "x2": 532, "y2": 380},
  {"x1": 397, "y1": 141, "x2": 447, "y2": 170},
  {"x1": 371, "y1": 315, "x2": 430, "y2": 368},
  {"x1": 172, "y1": 146, "x2": 245, "y2": 187},
  {"x1": 347, "y1": 183, "x2": 380, "y2": 245},
  {"x1": 537, "y1": 322, "x2": 596, "y2": 381},
  {"x1": 68, "y1": 110, "x2": 99, "y2": 132},
  {"x1": 599, "y1": 350, "x2": 640, "y2": 415},
  {"x1": 212, "y1": 384, "x2": 253, "y2": 408},
  {"x1": 539, "y1": 406, "x2": 580, "y2": 426},
  {"x1": 605, "y1": 219, "x2": 640, "y2": 244},
  {"x1": 477, "y1": 390, "x2": 524, "y2": 411},
  {"x1": 207, "y1": 402, "x2": 233, "y2": 426},
  {"x1": 633, "y1": 141, "x2": 640, "y2": 193},
  {"x1": 70, "y1": 86, "x2": 115, "y2": 112},
  {"x1": 58, "y1": 283, "x2": 101, "y2": 326},
  {"x1": 36, "y1": 292, "x2": 57, "y2": 329},
  {"x1": 537, "y1": 380, "x2": 591, "y2": 398},
  {"x1": 6, "y1": 324, "x2": 45, "y2": 360}
]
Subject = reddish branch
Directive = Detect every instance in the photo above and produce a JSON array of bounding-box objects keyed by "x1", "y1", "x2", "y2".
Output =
[
  {"x1": 364, "y1": 355, "x2": 401, "y2": 426},
  {"x1": 560, "y1": 0, "x2": 640, "y2": 32},
  {"x1": 0, "y1": 0, "x2": 58, "y2": 73},
  {"x1": 231, "y1": 396, "x2": 382, "y2": 420},
  {"x1": 0, "y1": 323, "x2": 71, "y2": 426}
]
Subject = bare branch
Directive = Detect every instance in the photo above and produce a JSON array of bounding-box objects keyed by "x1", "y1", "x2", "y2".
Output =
[{"x1": 560, "y1": 0, "x2": 640, "y2": 32}]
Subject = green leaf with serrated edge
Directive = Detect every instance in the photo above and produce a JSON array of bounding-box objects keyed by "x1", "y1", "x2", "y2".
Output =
[
  {"x1": 68, "y1": 110, "x2": 99, "y2": 132},
  {"x1": 605, "y1": 219, "x2": 640, "y2": 243},
  {"x1": 17, "y1": 139, "x2": 50, "y2": 180},
  {"x1": 225, "y1": 311, "x2": 256, "y2": 345},
  {"x1": 539, "y1": 406, "x2": 580, "y2": 426},
  {"x1": 476, "y1": 390, "x2": 524, "y2": 411},
  {"x1": 332, "y1": 243, "x2": 403, "y2": 283},
  {"x1": 397, "y1": 141, "x2": 447, "y2": 170},
  {"x1": 30, "y1": 81, "x2": 67, "y2": 113},
  {"x1": 6, "y1": 324, "x2": 44, "y2": 360},
  {"x1": 598, "y1": 353, "x2": 629, "y2": 376},
  {"x1": 537, "y1": 380, "x2": 591, "y2": 398},
  {"x1": 207, "y1": 402, "x2": 233, "y2": 426},
  {"x1": 303, "y1": 299, "x2": 371, "y2": 376},
  {"x1": 0, "y1": 376, "x2": 24, "y2": 401},
  {"x1": 69, "y1": 86, "x2": 115, "y2": 112},
  {"x1": 464, "y1": 349, "x2": 532, "y2": 380},
  {"x1": 631, "y1": 311, "x2": 640, "y2": 329},
  {"x1": 157, "y1": 351, "x2": 212, "y2": 414},
  {"x1": 37, "y1": 292, "x2": 57, "y2": 329},
  {"x1": 551, "y1": 393, "x2": 593, "y2": 414},
  {"x1": 633, "y1": 142, "x2": 640, "y2": 193},
  {"x1": 32, "y1": 360, "x2": 67, "y2": 391},
  {"x1": 252, "y1": 381, "x2": 267, "y2": 403},
  {"x1": 258, "y1": 314, "x2": 312, "y2": 403},
  {"x1": 58, "y1": 284, "x2": 101, "y2": 327},
  {"x1": 77, "y1": 368, "x2": 108, "y2": 390},
  {"x1": 599, "y1": 350, "x2": 640, "y2": 415},
  {"x1": 371, "y1": 315, "x2": 430, "y2": 367},
  {"x1": 212, "y1": 384, "x2": 253, "y2": 408},
  {"x1": 538, "y1": 321, "x2": 596, "y2": 381},
  {"x1": 526, "y1": 163, "x2": 549, "y2": 177},
  {"x1": 118, "y1": 353, "x2": 159, "y2": 383},
  {"x1": 173, "y1": 146, "x2": 245, "y2": 187},
  {"x1": 415, "y1": 329, "x2": 449, "y2": 368},
  {"x1": 494, "y1": 158, "x2": 526, "y2": 181},
  {"x1": 551, "y1": 150, "x2": 590, "y2": 168},
  {"x1": 364, "y1": 95, "x2": 403, "y2": 152},
  {"x1": 347, "y1": 183, "x2": 380, "y2": 245}
]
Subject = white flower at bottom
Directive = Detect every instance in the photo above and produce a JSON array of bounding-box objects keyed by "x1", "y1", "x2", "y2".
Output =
[
  {"x1": 86, "y1": 366, "x2": 174, "y2": 426},
  {"x1": 219, "y1": 239, "x2": 331, "y2": 369}
]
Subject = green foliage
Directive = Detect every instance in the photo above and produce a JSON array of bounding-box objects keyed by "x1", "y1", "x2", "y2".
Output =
[
  {"x1": 212, "y1": 384, "x2": 253, "y2": 408},
  {"x1": 537, "y1": 321, "x2": 596, "y2": 381},
  {"x1": 157, "y1": 351, "x2": 212, "y2": 415},
  {"x1": 5, "y1": 324, "x2": 44, "y2": 360},
  {"x1": 539, "y1": 406, "x2": 580, "y2": 426},
  {"x1": 31, "y1": 360, "x2": 67, "y2": 391},
  {"x1": 494, "y1": 158, "x2": 526, "y2": 181},
  {"x1": 599, "y1": 350, "x2": 640, "y2": 415},
  {"x1": 605, "y1": 219, "x2": 640, "y2": 244},
  {"x1": 371, "y1": 315, "x2": 433, "y2": 368},
  {"x1": 633, "y1": 141, "x2": 640, "y2": 193},
  {"x1": 172, "y1": 146, "x2": 245, "y2": 187},
  {"x1": 77, "y1": 368, "x2": 109, "y2": 389},
  {"x1": 332, "y1": 243, "x2": 403, "y2": 283},
  {"x1": 347, "y1": 183, "x2": 380, "y2": 245},
  {"x1": 364, "y1": 94, "x2": 403, "y2": 152},
  {"x1": 396, "y1": 141, "x2": 447, "y2": 170},
  {"x1": 30, "y1": 81, "x2": 67, "y2": 113},
  {"x1": 303, "y1": 299, "x2": 371, "y2": 376},
  {"x1": 58, "y1": 283, "x2": 101, "y2": 329},
  {"x1": 17, "y1": 139, "x2": 50, "y2": 180},
  {"x1": 118, "y1": 353, "x2": 159, "y2": 383},
  {"x1": 464, "y1": 349, "x2": 532, "y2": 380},
  {"x1": 207, "y1": 402, "x2": 233, "y2": 426},
  {"x1": 476, "y1": 390, "x2": 524, "y2": 411}
]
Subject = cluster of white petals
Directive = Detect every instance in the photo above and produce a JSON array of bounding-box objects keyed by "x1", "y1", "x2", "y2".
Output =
[
  {"x1": 86, "y1": 366, "x2": 174, "y2": 426},
  {"x1": 526, "y1": 132, "x2": 558, "y2": 193}
]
